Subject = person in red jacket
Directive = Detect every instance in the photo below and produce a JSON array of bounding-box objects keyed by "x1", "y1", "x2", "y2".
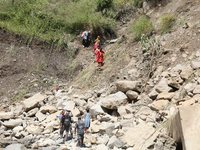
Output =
[{"x1": 96, "y1": 48, "x2": 105, "y2": 66}]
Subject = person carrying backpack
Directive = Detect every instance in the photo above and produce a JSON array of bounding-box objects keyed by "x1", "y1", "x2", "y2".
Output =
[
  {"x1": 74, "y1": 116, "x2": 86, "y2": 147},
  {"x1": 81, "y1": 30, "x2": 89, "y2": 47},
  {"x1": 61, "y1": 111, "x2": 72, "y2": 141}
]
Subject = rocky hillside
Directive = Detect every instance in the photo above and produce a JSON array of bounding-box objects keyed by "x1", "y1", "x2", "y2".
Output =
[{"x1": 1, "y1": 0, "x2": 200, "y2": 149}]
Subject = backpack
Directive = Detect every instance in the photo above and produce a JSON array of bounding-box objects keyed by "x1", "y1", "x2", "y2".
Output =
[{"x1": 63, "y1": 115, "x2": 71, "y2": 127}]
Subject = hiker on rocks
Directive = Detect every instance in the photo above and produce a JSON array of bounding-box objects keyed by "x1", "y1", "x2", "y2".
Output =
[
  {"x1": 68, "y1": 110, "x2": 74, "y2": 138},
  {"x1": 96, "y1": 48, "x2": 105, "y2": 66},
  {"x1": 59, "y1": 110, "x2": 65, "y2": 138},
  {"x1": 94, "y1": 46, "x2": 100, "y2": 63},
  {"x1": 84, "y1": 109, "x2": 91, "y2": 134},
  {"x1": 81, "y1": 30, "x2": 90, "y2": 47},
  {"x1": 74, "y1": 116, "x2": 85, "y2": 147},
  {"x1": 61, "y1": 111, "x2": 72, "y2": 141},
  {"x1": 94, "y1": 36, "x2": 100, "y2": 51}
]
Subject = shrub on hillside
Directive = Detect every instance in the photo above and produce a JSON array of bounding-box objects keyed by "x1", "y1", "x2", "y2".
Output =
[
  {"x1": 130, "y1": 15, "x2": 154, "y2": 41},
  {"x1": 96, "y1": 0, "x2": 113, "y2": 12},
  {"x1": 131, "y1": 0, "x2": 143, "y2": 8},
  {"x1": 159, "y1": 14, "x2": 176, "y2": 34}
]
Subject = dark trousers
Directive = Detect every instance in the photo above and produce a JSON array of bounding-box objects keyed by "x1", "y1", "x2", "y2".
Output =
[
  {"x1": 60, "y1": 126, "x2": 69, "y2": 141},
  {"x1": 77, "y1": 134, "x2": 84, "y2": 147},
  {"x1": 83, "y1": 39, "x2": 87, "y2": 47}
]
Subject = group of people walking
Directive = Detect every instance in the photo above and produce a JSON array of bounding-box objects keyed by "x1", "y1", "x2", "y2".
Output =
[
  {"x1": 82, "y1": 30, "x2": 105, "y2": 67},
  {"x1": 59, "y1": 109, "x2": 91, "y2": 147}
]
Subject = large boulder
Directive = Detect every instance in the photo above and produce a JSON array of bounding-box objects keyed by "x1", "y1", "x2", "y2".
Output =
[
  {"x1": 0, "y1": 111, "x2": 14, "y2": 120},
  {"x1": 126, "y1": 90, "x2": 138, "y2": 100},
  {"x1": 107, "y1": 135, "x2": 125, "y2": 149},
  {"x1": 184, "y1": 83, "x2": 196, "y2": 94},
  {"x1": 121, "y1": 122, "x2": 160, "y2": 149},
  {"x1": 63, "y1": 101, "x2": 75, "y2": 111},
  {"x1": 170, "y1": 104, "x2": 200, "y2": 150},
  {"x1": 157, "y1": 92, "x2": 175, "y2": 100},
  {"x1": 180, "y1": 65, "x2": 193, "y2": 80},
  {"x1": 22, "y1": 93, "x2": 45, "y2": 111},
  {"x1": 3, "y1": 119, "x2": 23, "y2": 128},
  {"x1": 36, "y1": 111, "x2": 46, "y2": 122},
  {"x1": 41, "y1": 111, "x2": 60, "y2": 126},
  {"x1": 116, "y1": 80, "x2": 141, "y2": 92},
  {"x1": 96, "y1": 144, "x2": 108, "y2": 150},
  {"x1": 4, "y1": 144, "x2": 27, "y2": 150},
  {"x1": 40, "y1": 105, "x2": 57, "y2": 114},
  {"x1": 193, "y1": 85, "x2": 200, "y2": 94},
  {"x1": 90, "y1": 104, "x2": 105, "y2": 118},
  {"x1": 26, "y1": 108, "x2": 39, "y2": 117},
  {"x1": 100, "y1": 91, "x2": 128, "y2": 109},
  {"x1": 99, "y1": 122, "x2": 115, "y2": 137},
  {"x1": 191, "y1": 61, "x2": 200, "y2": 69},
  {"x1": 13, "y1": 126, "x2": 24, "y2": 135},
  {"x1": 27, "y1": 125, "x2": 42, "y2": 135},
  {"x1": 149, "y1": 100, "x2": 169, "y2": 111},
  {"x1": 155, "y1": 78, "x2": 173, "y2": 93}
]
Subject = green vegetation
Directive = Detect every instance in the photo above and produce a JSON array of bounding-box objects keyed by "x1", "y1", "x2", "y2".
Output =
[
  {"x1": 159, "y1": 14, "x2": 176, "y2": 34},
  {"x1": 0, "y1": 0, "x2": 116, "y2": 48},
  {"x1": 130, "y1": 15, "x2": 155, "y2": 40}
]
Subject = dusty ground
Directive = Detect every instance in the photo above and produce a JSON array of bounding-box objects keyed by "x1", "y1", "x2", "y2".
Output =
[{"x1": 0, "y1": 0, "x2": 200, "y2": 104}]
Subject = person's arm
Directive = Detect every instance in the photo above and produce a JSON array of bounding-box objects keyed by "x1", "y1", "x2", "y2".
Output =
[
  {"x1": 90, "y1": 114, "x2": 92, "y2": 119},
  {"x1": 84, "y1": 113, "x2": 85, "y2": 119},
  {"x1": 70, "y1": 111, "x2": 73, "y2": 117},
  {"x1": 60, "y1": 117, "x2": 64, "y2": 128}
]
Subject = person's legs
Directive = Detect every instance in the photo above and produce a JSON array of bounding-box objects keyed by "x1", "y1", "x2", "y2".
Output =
[
  {"x1": 60, "y1": 126, "x2": 64, "y2": 138},
  {"x1": 70, "y1": 124, "x2": 73, "y2": 137},
  {"x1": 77, "y1": 134, "x2": 81, "y2": 146},
  {"x1": 80, "y1": 134, "x2": 84, "y2": 147},
  {"x1": 64, "y1": 126, "x2": 69, "y2": 141}
]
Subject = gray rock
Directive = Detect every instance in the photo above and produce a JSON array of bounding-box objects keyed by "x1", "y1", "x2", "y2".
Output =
[
  {"x1": 27, "y1": 108, "x2": 39, "y2": 117},
  {"x1": 0, "y1": 111, "x2": 14, "y2": 120},
  {"x1": 184, "y1": 83, "x2": 196, "y2": 94},
  {"x1": 40, "y1": 105, "x2": 57, "y2": 114},
  {"x1": 126, "y1": 90, "x2": 138, "y2": 100},
  {"x1": 107, "y1": 135, "x2": 125, "y2": 149},
  {"x1": 3, "y1": 119, "x2": 23, "y2": 128},
  {"x1": 96, "y1": 144, "x2": 108, "y2": 150},
  {"x1": 99, "y1": 122, "x2": 115, "y2": 137},
  {"x1": 155, "y1": 78, "x2": 173, "y2": 93},
  {"x1": 23, "y1": 93, "x2": 45, "y2": 112},
  {"x1": 63, "y1": 101, "x2": 75, "y2": 111},
  {"x1": 27, "y1": 125, "x2": 42, "y2": 135},
  {"x1": 4, "y1": 144, "x2": 27, "y2": 150},
  {"x1": 193, "y1": 85, "x2": 200, "y2": 94},
  {"x1": 36, "y1": 111, "x2": 46, "y2": 122},
  {"x1": 100, "y1": 91, "x2": 128, "y2": 109},
  {"x1": 180, "y1": 65, "x2": 193, "y2": 80},
  {"x1": 116, "y1": 80, "x2": 142, "y2": 92},
  {"x1": 191, "y1": 61, "x2": 200, "y2": 69},
  {"x1": 90, "y1": 104, "x2": 105, "y2": 118}
]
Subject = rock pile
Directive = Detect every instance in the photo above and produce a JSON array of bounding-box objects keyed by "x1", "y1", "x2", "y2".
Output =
[{"x1": 1, "y1": 52, "x2": 200, "y2": 150}]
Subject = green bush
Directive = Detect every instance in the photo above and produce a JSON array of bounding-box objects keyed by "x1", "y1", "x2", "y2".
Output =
[
  {"x1": 130, "y1": 15, "x2": 154, "y2": 40},
  {"x1": 0, "y1": 0, "x2": 116, "y2": 48},
  {"x1": 97, "y1": 0, "x2": 113, "y2": 12},
  {"x1": 131, "y1": 0, "x2": 143, "y2": 8},
  {"x1": 159, "y1": 14, "x2": 176, "y2": 34}
]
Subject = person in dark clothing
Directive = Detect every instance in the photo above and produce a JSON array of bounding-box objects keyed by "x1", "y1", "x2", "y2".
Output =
[
  {"x1": 74, "y1": 116, "x2": 86, "y2": 147},
  {"x1": 61, "y1": 111, "x2": 72, "y2": 141}
]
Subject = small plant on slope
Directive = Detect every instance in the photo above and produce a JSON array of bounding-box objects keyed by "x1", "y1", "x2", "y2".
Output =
[
  {"x1": 130, "y1": 15, "x2": 155, "y2": 41},
  {"x1": 159, "y1": 14, "x2": 176, "y2": 34}
]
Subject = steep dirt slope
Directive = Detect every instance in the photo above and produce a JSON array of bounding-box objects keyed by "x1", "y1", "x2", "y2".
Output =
[{"x1": 1, "y1": 0, "x2": 200, "y2": 103}]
